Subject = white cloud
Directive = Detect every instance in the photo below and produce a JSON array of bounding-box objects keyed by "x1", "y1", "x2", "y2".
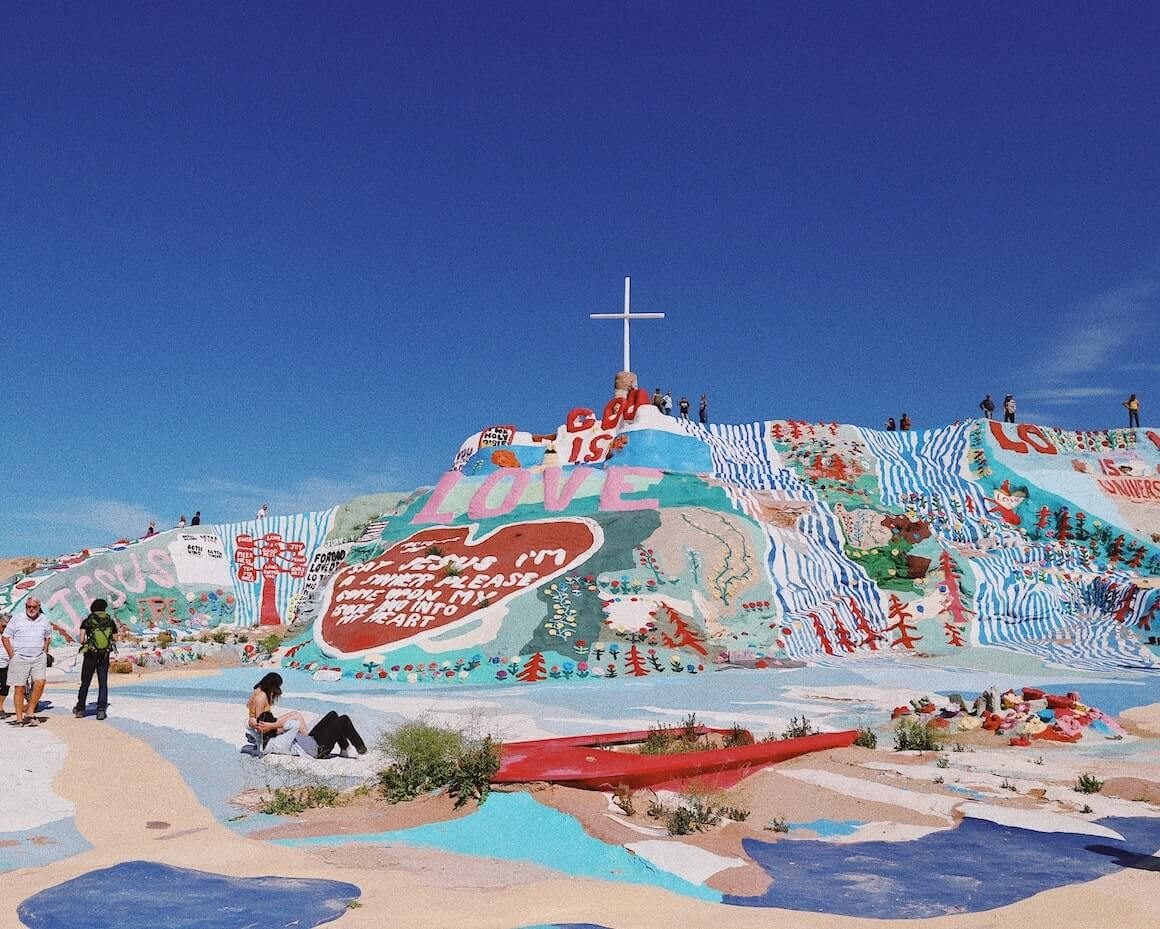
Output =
[
  {"x1": 178, "y1": 470, "x2": 414, "y2": 521},
  {"x1": 15, "y1": 498, "x2": 159, "y2": 539},
  {"x1": 1021, "y1": 386, "x2": 1121, "y2": 404}
]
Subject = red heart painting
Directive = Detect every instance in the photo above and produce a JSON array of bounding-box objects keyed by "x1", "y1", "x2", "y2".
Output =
[{"x1": 317, "y1": 519, "x2": 599, "y2": 656}]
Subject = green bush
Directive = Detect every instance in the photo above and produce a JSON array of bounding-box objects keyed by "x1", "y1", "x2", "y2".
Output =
[
  {"x1": 894, "y1": 717, "x2": 942, "y2": 752},
  {"x1": 853, "y1": 727, "x2": 878, "y2": 749},
  {"x1": 260, "y1": 784, "x2": 342, "y2": 815},
  {"x1": 781, "y1": 715, "x2": 815, "y2": 740},
  {"x1": 258, "y1": 633, "x2": 282, "y2": 653},
  {"x1": 765, "y1": 816, "x2": 790, "y2": 833},
  {"x1": 376, "y1": 721, "x2": 499, "y2": 807},
  {"x1": 723, "y1": 723, "x2": 752, "y2": 748},
  {"x1": 1075, "y1": 772, "x2": 1104, "y2": 794}
]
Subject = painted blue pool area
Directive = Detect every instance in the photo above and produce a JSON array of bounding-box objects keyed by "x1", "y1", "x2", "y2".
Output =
[
  {"x1": 17, "y1": 860, "x2": 359, "y2": 929},
  {"x1": 726, "y1": 815, "x2": 1160, "y2": 917},
  {"x1": 275, "y1": 791, "x2": 722, "y2": 903},
  {"x1": 789, "y1": 819, "x2": 864, "y2": 837},
  {"x1": 0, "y1": 818, "x2": 90, "y2": 874}
]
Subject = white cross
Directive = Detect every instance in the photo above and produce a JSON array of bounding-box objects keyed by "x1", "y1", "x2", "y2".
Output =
[{"x1": 589, "y1": 277, "x2": 665, "y2": 373}]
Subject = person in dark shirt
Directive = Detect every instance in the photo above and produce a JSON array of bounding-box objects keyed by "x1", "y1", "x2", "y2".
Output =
[
  {"x1": 900, "y1": 413, "x2": 912, "y2": 431},
  {"x1": 885, "y1": 417, "x2": 897, "y2": 431},
  {"x1": 191, "y1": 511, "x2": 201, "y2": 526}
]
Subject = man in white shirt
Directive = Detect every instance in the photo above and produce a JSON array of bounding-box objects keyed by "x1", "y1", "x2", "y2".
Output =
[{"x1": 1, "y1": 598, "x2": 52, "y2": 727}]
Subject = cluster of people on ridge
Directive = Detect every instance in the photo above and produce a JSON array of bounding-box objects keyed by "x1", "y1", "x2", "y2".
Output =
[
  {"x1": 144, "y1": 510, "x2": 203, "y2": 538},
  {"x1": 887, "y1": 393, "x2": 1140, "y2": 432},
  {"x1": 650, "y1": 388, "x2": 709, "y2": 424}
]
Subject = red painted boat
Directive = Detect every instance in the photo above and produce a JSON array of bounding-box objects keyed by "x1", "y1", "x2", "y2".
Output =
[{"x1": 494, "y1": 725, "x2": 858, "y2": 791}]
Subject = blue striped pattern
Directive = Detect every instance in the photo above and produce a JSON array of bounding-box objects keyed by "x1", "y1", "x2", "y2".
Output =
[{"x1": 213, "y1": 509, "x2": 337, "y2": 627}]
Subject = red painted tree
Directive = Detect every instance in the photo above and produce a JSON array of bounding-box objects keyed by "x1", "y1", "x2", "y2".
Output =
[
  {"x1": 624, "y1": 644, "x2": 649, "y2": 676},
  {"x1": 770, "y1": 423, "x2": 785, "y2": 441},
  {"x1": 657, "y1": 603, "x2": 708, "y2": 656},
  {"x1": 832, "y1": 618, "x2": 857, "y2": 653},
  {"x1": 1137, "y1": 594, "x2": 1160, "y2": 632},
  {"x1": 235, "y1": 532, "x2": 308, "y2": 626},
  {"x1": 1055, "y1": 507, "x2": 1072, "y2": 543},
  {"x1": 936, "y1": 549, "x2": 974, "y2": 646},
  {"x1": 516, "y1": 652, "x2": 547, "y2": 683},
  {"x1": 849, "y1": 597, "x2": 880, "y2": 651},
  {"x1": 809, "y1": 612, "x2": 834, "y2": 655},
  {"x1": 885, "y1": 594, "x2": 922, "y2": 649},
  {"x1": 1112, "y1": 587, "x2": 1138, "y2": 624}
]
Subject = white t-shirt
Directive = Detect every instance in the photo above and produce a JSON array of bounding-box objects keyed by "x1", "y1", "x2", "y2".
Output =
[{"x1": 4, "y1": 613, "x2": 52, "y2": 659}]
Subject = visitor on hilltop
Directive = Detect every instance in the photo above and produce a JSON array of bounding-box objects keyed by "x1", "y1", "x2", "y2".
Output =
[
  {"x1": 177, "y1": 514, "x2": 187, "y2": 529},
  {"x1": 144, "y1": 520, "x2": 156, "y2": 538},
  {"x1": 0, "y1": 614, "x2": 9, "y2": 718},
  {"x1": 191, "y1": 511, "x2": 201, "y2": 526},
  {"x1": 652, "y1": 387, "x2": 663, "y2": 409},
  {"x1": 1, "y1": 598, "x2": 51, "y2": 727},
  {"x1": 246, "y1": 672, "x2": 367, "y2": 758},
  {"x1": 661, "y1": 391, "x2": 673, "y2": 416},
  {"x1": 699, "y1": 394, "x2": 708, "y2": 424},
  {"x1": 679, "y1": 396, "x2": 690, "y2": 419},
  {"x1": 900, "y1": 413, "x2": 912, "y2": 431},
  {"x1": 255, "y1": 503, "x2": 268, "y2": 521},
  {"x1": 885, "y1": 417, "x2": 896, "y2": 431},
  {"x1": 979, "y1": 394, "x2": 995, "y2": 419},
  {"x1": 1003, "y1": 395, "x2": 1016, "y2": 423},
  {"x1": 1123, "y1": 393, "x2": 1140, "y2": 428},
  {"x1": 73, "y1": 599, "x2": 118, "y2": 720}
]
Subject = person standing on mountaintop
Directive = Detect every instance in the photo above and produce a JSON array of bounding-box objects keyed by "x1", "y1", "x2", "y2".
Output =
[
  {"x1": 256, "y1": 503, "x2": 268, "y2": 520},
  {"x1": 699, "y1": 394, "x2": 708, "y2": 424},
  {"x1": 661, "y1": 391, "x2": 673, "y2": 416},
  {"x1": 2, "y1": 599, "x2": 51, "y2": 727},
  {"x1": 679, "y1": 396, "x2": 690, "y2": 419},
  {"x1": 144, "y1": 520, "x2": 156, "y2": 538},
  {"x1": 177, "y1": 514, "x2": 187, "y2": 529},
  {"x1": 652, "y1": 387, "x2": 663, "y2": 409},
  {"x1": 1003, "y1": 395, "x2": 1016, "y2": 423},
  {"x1": 74, "y1": 599, "x2": 118, "y2": 720},
  {"x1": 979, "y1": 394, "x2": 995, "y2": 419},
  {"x1": 1123, "y1": 394, "x2": 1140, "y2": 428},
  {"x1": 885, "y1": 417, "x2": 896, "y2": 431},
  {"x1": 900, "y1": 413, "x2": 912, "y2": 431},
  {"x1": 191, "y1": 511, "x2": 201, "y2": 526}
]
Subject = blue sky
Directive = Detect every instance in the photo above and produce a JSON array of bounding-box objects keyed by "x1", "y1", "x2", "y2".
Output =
[{"x1": 2, "y1": 3, "x2": 1157, "y2": 556}]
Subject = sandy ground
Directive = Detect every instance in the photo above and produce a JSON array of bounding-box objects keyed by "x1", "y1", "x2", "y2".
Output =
[{"x1": 6, "y1": 673, "x2": 1160, "y2": 929}]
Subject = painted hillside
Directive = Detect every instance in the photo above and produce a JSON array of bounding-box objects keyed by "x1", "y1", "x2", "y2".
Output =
[{"x1": 4, "y1": 386, "x2": 1158, "y2": 683}]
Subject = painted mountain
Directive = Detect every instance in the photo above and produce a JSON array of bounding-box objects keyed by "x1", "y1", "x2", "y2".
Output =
[{"x1": 5, "y1": 387, "x2": 1158, "y2": 684}]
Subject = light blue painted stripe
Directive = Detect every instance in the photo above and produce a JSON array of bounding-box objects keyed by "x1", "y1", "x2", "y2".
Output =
[{"x1": 274, "y1": 791, "x2": 722, "y2": 902}]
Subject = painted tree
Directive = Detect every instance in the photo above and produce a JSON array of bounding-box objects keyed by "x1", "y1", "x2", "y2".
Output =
[
  {"x1": 849, "y1": 596, "x2": 880, "y2": 651},
  {"x1": 1107, "y1": 535, "x2": 1126, "y2": 568},
  {"x1": 1054, "y1": 507, "x2": 1072, "y2": 544},
  {"x1": 1128, "y1": 545, "x2": 1146, "y2": 570},
  {"x1": 1137, "y1": 593, "x2": 1160, "y2": 632},
  {"x1": 885, "y1": 594, "x2": 922, "y2": 649},
  {"x1": 936, "y1": 549, "x2": 974, "y2": 646},
  {"x1": 624, "y1": 643, "x2": 649, "y2": 677},
  {"x1": 1033, "y1": 506, "x2": 1051, "y2": 539},
  {"x1": 831, "y1": 617, "x2": 857, "y2": 653},
  {"x1": 1112, "y1": 587, "x2": 1138, "y2": 625},
  {"x1": 657, "y1": 603, "x2": 708, "y2": 656},
  {"x1": 234, "y1": 532, "x2": 308, "y2": 626},
  {"x1": 809, "y1": 612, "x2": 834, "y2": 655},
  {"x1": 516, "y1": 651, "x2": 547, "y2": 683},
  {"x1": 770, "y1": 422, "x2": 786, "y2": 441}
]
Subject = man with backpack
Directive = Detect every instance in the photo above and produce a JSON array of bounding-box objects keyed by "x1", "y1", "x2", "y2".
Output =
[{"x1": 74, "y1": 598, "x2": 119, "y2": 720}]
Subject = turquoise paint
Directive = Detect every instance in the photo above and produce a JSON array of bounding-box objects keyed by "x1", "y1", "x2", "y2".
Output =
[
  {"x1": 789, "y1": 818, "x2": 865, "y2": 837},
  {"x1": 0, "y1": 817, "x2": 90, "y2": 873},
  {"x1": 275, "y1": 792, "x2": 721, "y2": 902}
]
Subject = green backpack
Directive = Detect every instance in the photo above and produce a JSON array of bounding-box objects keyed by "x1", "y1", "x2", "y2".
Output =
[{"x1": 87, "y1": 614, "x2": 117, "y2": 653}]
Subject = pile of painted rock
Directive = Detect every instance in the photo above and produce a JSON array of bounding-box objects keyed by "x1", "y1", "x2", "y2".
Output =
[{"x1": 891, "y1": 686, "x2": 1126, "y2": 747}]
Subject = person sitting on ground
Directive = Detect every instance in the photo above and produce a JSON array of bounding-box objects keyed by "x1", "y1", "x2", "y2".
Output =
[{"x1": 246, "y1": 672, "x2": 367, "y2": 758}]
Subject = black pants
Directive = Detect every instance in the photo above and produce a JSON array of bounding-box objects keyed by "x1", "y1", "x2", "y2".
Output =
[
  {"x1": 1003, "y1": 412, "x2": 1015, "y2": 423},
  {"x1": 76, "y1": 651, "x2": 110, "y2": 711},
  {"x1": 309, "y1": 710, "x2": 366, "y2": 755}
]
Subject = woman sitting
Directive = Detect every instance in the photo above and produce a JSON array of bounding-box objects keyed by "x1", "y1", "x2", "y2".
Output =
[{"x1": 247, "y1": 672, "x2": 367, "y2": 758}]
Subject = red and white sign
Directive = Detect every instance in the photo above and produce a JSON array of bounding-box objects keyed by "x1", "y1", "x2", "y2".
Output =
[{"x1": 315, "y1": 518, "x2": 602, "y2": 657}]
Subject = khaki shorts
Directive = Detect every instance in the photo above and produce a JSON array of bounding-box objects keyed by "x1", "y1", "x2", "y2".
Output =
[{"x1": 9, "y1": 652, "x2": 47, "y2": 686}]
